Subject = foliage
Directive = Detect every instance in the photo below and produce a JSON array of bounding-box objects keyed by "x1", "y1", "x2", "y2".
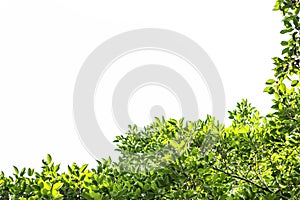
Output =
[{"x1": 1, "y1": 0, "x2": 299, "y2": 199}]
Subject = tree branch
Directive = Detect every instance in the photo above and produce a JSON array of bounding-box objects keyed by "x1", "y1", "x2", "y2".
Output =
[{"x1": 211, "y1": 166, "x2": 274, "y2": 194}]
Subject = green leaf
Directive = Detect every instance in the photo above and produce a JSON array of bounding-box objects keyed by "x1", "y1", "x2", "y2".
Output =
[
  {"x1": 280, "y1": 28, "x2": 293, "y2": 34},
  {"x1": 269, "y1": 121, "x2": 276, "y2": 126},
  {"x1": 282, "y1": 47, "x2": 289, "y2": 54},
  {"x1": 107, "y1": 157, "x2": 111, "y2": 166},
  {"x1": 54, "y1": 164, "x2": 60, "y2": 172},
  {"x1": 79, "y1": 174, "x2": 86, "y2": 181},
  {"x1": 44, "y1": 181, "x2": 52, "y2": 190},
  {"x1": 67, "y1": 165, "x2": 72, "y2": 174},
  {"x1": 279, "y1": 83, "x2": 286, "y2": 92},
  {"x1": 20, "y1": 167, "x2": 26, "y2": 176},
  {"x1": 281, "y1": 41, "x2": 288, "y2": 46},
  {"x1": 13, "y1": 166, "x2": 19, "y2": 175},
  {"x1": 291, "y1": 80, "x2": 299, "y2": 87},
  {"x1": 264, "y1": 86, "x2": 271, "y2": 92},
  {"x1": 52, "y1": 189, "x2": 63, "y2": 198},
  {"x1": 178, "y1": 140, "x2": 186, "y2": 149},
  {"x1": 264, "y1": 86, "x2": 274, "y2": 94},
  {"x1": 151, "y1": 181, "x2": 158, "y2": 190},
  {"x1": 168, "y1": 119, "x2": 177, "y2": 126},
  {"x1": 135, "y1": 188, "x2": 141, "y2": 196},
  {"x1": 46, "y1": 154, "x2": 52, "y2": 164},
  {"x1": 41, "y1": 188, "x2": 48, "y2": 195},
  {"x1": 273, "y1": 2, "x2": 280, "y2": 11},
  {"x1": 27, "y1": 168, "x2": 34, "y2": 176},
  {"x1": 79, "y1": 164, "x2": 88, "y2": 173},
  {"x1": 154, "y1": 117, "x2": 161, "y2": 125},
  {"x1": 52, "y1": 182, "x2": 63, "y2": 190},
  {"x1": 266, "y1": 79, "x2": 276, "y2": 85},
  {"x1": 169, "y1": 140, "x2": 179, "y2": 148}
]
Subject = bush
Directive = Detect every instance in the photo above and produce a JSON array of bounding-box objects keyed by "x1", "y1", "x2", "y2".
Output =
[{"x1": 1, "y1": 0, "x2": 299, "y2": 199}]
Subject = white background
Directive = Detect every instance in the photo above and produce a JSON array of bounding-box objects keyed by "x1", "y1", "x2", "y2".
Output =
[{"x1": 0, "y1": 0, "x2": 283, "y2": 175}]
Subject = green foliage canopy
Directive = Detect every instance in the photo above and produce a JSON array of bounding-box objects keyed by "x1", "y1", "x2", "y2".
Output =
[{"x1": 0, "y1": 0, "x2": 299, "y2": 199}]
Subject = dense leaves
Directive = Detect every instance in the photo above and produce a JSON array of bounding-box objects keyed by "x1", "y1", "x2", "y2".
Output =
[{"x1": 1, "y1": 0, "x2": 299, "y2": 199}]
